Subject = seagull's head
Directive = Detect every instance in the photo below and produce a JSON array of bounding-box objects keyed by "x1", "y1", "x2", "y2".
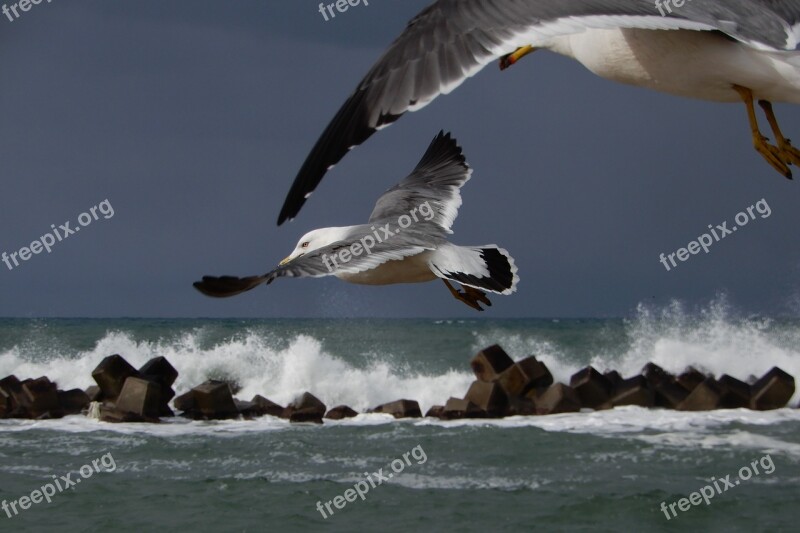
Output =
[{"x1": 279, "y1": 227, "x2": 348, "y2": 266}]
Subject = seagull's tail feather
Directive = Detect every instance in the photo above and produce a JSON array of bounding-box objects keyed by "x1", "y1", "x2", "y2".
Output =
[
  {"x1": 193, "y1": 274, "x2": 270, "y2": 298},
  {"x1": 428, "y1": 244, "x2": 519, "y2": 295}
]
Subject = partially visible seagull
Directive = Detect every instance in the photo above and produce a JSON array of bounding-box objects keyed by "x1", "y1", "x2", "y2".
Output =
[
  {"x1": 195, "y1": 132, "x2": 519, "y2": 311},
  {"x1": 277, "y1": 0, "x2": 800, "y2": 224}
]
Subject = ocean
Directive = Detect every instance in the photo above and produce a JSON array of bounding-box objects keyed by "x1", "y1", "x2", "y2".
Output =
[{"x1": 1, "y1": 301, "x2": 799, "y2": 531}]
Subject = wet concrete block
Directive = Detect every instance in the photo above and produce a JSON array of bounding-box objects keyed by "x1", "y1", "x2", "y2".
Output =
[
  {"x1": 325, "y1": 405, "x2": 359, "y2": 420},
  {"x1": 535, "y1": 383, "x2": 581, "y2": 415},
  {"x1": 23, "y1": 377, "x2": 61, "y2": 417},
  {"x1": 85, "y1": 385, "x2": 103, "y2": 402},
  {"x1": 676, "y1": 367, "x2": 707, "y2": 393},
  {"x1": 470, "y1": 345, "x2": 514, "y2": 382},
  {"x1": 58, "y1": 389, "x2": 90, "y2": 415},
  {"x1": 717, "y1": 375, "x2": 751, "y2": 409},
  {"x1": 285, "y1": 392, "x2": 326, "y2": 423},
  {"x1": 115, "y1": 377, "x2": 164, "y2": 419},
  {"x1": 641, "y1": 362, "x2": 675, "y2": 388},
  {"x1": 678, "y1": 378, "x2": 722, "y2": 411},
  {"x1": 424, "y1": 405, "x2": 445, "y2": 418},
  {"x1": 192, "y1": 380, "x2": 240, "y2": 420},
  {"x1": 654, "y1": 381, "x2": 689, "y2": 409},
  {"x1": 371, "y1": 399, "x2": 422, "y2": 419},
  {"x1": 464, "y1": 381, "x2": 508, "y2": 417},
  {"x1": 138, "y1": 356, "x2": 178, "y2": 387},
  {"x1": 570, "y1": 366, "x2": 612, "y2": 409},
  {"x1": 442, "y1": 397, "x2": 485, "y2": 419},
  {"x1": 611, "y1": 376, "x2": 654, "y2": 408},
  {"x1": 751, "y1": 367, "x2": 795, "y2": 410},
  {"x1": 92, "y1": 355, "x2": 140, "y2": 401}
]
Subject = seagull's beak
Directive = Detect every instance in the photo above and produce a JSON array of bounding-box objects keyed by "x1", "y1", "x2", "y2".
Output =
[{"x1": 279, "y1": 255, "x2": 293, "y2": 266}]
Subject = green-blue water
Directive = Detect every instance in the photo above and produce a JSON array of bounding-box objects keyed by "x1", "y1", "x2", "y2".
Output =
[{"x1": 1, "y1": 309, "x2": 799, "y2": 531}]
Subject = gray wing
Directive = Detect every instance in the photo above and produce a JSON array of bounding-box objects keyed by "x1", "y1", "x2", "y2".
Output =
[
  {"x1": 193, "y1": 229, "x2": 437, "y2": 298},
  {"x1": 368, "y1": 131, "x2": 471, "y2": 234},
  {"x1": 277, "y1": 0, "x2": 799, "y2": 225}
]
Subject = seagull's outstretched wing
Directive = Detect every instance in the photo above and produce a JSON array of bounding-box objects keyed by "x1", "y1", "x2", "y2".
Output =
[
  {"x1": 277, "y1": 0, "x2": 800, "y2": 225},
  {"x1": 368, "y1": 131, "x2": 471, "y2": 234},
  {"x1": 194, "y1": 231, "x2": 435, "y2": 298}
]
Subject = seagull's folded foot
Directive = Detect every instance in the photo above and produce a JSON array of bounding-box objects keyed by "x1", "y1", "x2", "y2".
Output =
[
  {"x1": 442, "y1": 279, "x2": 492, "y2": 311},
  {"x1": 758, "y1": 99, "x2": 800, "y2": 171},
  {"x1": 753, "y1": 133, "x2": 792, "y2": 179},
  {"x1": 499, "y1": 45, "x2": 536, "y2": 71},
  {"x1": 734, "y1": 86, "x2": 793, "y2": 179}
]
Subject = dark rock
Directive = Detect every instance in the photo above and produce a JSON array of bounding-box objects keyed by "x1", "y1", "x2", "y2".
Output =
[
  {"x1": 611, "y1": 376, "x2": 654, "y2": 408},
  {"x1": 23, "y1": 377, "x2": 61, "y2": 417},
  {"x1": 85, "y1": 385, "x2": 103, "y2": 402},
  {"x1": 676, "y1": 367, "x2": 707, "y2": 393},
  {"x1": 717, "y1": 375, "x2": 751, "y2": 409},
  {"x1": 138, "y1": 356, "x2": 178, "y2": 387},
  {"x1": 441, "y1": 397, "x2": 485, "y2": 419},
  {"x1": 654, "y1": 381, "x2": 689, "y2": 409},
  {"x1": 424, "y1": 405, "x2": 445, "y2": 418},
  {"x1": 470, "y1": 345, "x2": 514, "y2": 382},
  {"x1": 570, "y1": 366, "x2": 612, "y2": 409},
  {"x1": 678, "y1": 378, "x2": 722, "y2": 411},
  {"x1": 641, "y1": 363, "x2": 675, "y2": 387},
  {"x1": 325, "y1": 405, "x2": 359, "y2": 420},
  {"x1": 92, "y1": 355, "x2": 139, "y2": 401},
  {"x1": 535, "y1": 383, "x2": 581, "y2": 415},
  {"x1": 751, "y1": 367, "x2": 795, "y2": 410},
  {"x1": 464, "y1": 381, "x2": 508, "y2": 417},
  {"x1": 115, "y1": 377, "x2": 164, "y2": 419},
  {"x1": 191, "y1": 380, "x2": 240, "y2": 419},
  {"x1": 371, "y1": 399, "x2": 422, "y2": 419},
  {"x1": 58, "y1": 389, "x2": 90, "y2": 415}
]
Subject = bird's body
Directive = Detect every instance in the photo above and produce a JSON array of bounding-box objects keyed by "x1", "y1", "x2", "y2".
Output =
[
  {"x1": 277, "y1": 0, "x2": 800, "y2": 224},
  {"x1": 195, "y1": 132, "x2": 519, "y2": 311},
  {"x1": 336, "y1": 251, "x2": 438, "y2": 285},
  {"x1": 548, "y1": 28, "x2": 800, "y2": 103}
]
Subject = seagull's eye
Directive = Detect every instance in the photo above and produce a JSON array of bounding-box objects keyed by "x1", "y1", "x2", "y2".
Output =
[{"x1": 301, "y1": 242, "x2": 309, "y2": 249}]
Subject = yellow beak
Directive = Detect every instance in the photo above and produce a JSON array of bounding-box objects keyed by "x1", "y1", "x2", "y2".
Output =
[{"x1": 279, "y1": 255, "x2": 292, "y2": 266}]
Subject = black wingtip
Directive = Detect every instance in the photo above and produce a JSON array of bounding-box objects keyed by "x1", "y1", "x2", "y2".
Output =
[
  {"x1": 277, "y1": 88, "x2": 405, "y2": 226},
  {"x1": 193, "y1": 275, "x2": 267, "y2": 298}
]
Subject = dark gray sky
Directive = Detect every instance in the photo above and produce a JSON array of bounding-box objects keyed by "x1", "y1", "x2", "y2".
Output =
[{"x1": 1, "y1": 0, "x2": 799, "y2": 318}]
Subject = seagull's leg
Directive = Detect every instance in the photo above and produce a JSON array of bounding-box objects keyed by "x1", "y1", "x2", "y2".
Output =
[
  {"x1": 499, "y1": 45, "x2": 536, "y2": 71},
  {"x1": 441, "y1": 279, "x2": 490, "y2": 311},
  {"x1": 732, "y1": 85, "x2": 792, "y2": 179},
  {"x1": 758, "y1": 100, "x2": 800, "y2": 168}
]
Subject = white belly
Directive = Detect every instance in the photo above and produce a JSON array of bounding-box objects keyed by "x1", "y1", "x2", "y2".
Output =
[
  {"x1": 335, "y1": 252, "x2": 437, "y2": 286},
  {"x1": 547, "y1": 28, "x2": 800, "y2": 104}
]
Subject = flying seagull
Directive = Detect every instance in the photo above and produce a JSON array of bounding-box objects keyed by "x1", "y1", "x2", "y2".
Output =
[
  {"x1": 195, "y1": 132, "x2": 519, "y2": 311},
  {"x1": 277, "y1": 0, "x2": 800, "y2": 224}
]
